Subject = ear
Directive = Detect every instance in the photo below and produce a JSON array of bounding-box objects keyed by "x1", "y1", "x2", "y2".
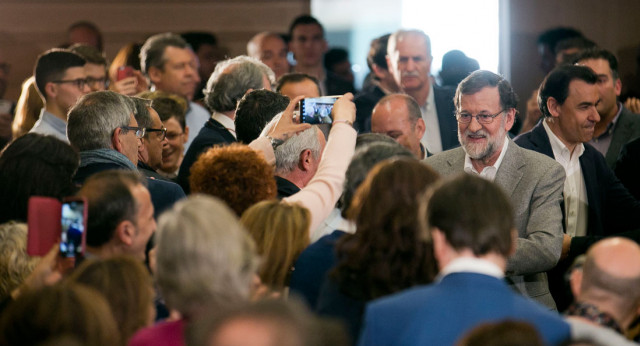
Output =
[
  {"x1": 148, "y1": 66, "x2": 163, "y2": 85},
  {"x1": 415, "y1": 118, "x2": 426, "y2": 139},
  {"x1": 183, "y1": 126, "x2": 190, "y2": 144},
  {"x1": 547, "y1": 97, "x2": 561, "y2": 119},
  {"x1": 504, "y1": 108, "x2": 516, "y2": 132},
  {"x1": 569, "y1": 267, "x2": 583, "y2": 299},
  {"x1": 614, "y1": 78, "x2": 622, "y2": 97},
  {"x1": 115, "y1": 220, "x2": 136, "y2": 246},
  {"x1": 298, "y1": 149, "x2": 313, "y2": 171},
  {"x1": 112, "y1": 127, "x2": 124, "y2": 152},
  {"x1": 45, "y1": 82, "x2": 57, "y2": 100}
]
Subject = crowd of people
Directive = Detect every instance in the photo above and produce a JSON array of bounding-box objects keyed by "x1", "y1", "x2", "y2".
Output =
[{"x1": 2, "y1": 15, "x2": 640, "y2": 346}]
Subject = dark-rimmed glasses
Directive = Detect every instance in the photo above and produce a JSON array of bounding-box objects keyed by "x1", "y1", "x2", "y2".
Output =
[
  {"x1": 86, "y1": 77, "x2": 110, "y2": 89},
  {"x1": 145, "y1": 127, "x2": 167, "y2": 140},
  {"x1": 51, "y1": 78, "x2": 88, "y2": 90},
  {"x1": 120, "y1": 126, "x2": 146, "y2": 139},
  {"x1": 456, "y1": 109, "x2": 505, "y2": 124}
]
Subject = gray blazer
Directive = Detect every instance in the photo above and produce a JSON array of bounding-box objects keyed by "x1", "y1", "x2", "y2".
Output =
[{"x1": 424, "y1": 139, "x2": 565, "y2": 310}]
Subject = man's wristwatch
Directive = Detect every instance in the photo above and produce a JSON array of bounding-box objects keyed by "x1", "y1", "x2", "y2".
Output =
[{"x1": 267, "y1": 136, "x2": 284, "y2": 150}]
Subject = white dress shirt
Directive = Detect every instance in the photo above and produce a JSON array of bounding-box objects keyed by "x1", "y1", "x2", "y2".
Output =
[
  {"x1": 420, "y1": 84, "x2": 443, "y2": 154},
  {"x1": 463, "y1": 136, "x2": 509, "y2": 182}
]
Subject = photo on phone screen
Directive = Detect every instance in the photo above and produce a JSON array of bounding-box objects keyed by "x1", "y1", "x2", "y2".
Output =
[
  {"x1": 60, "y1": 200, "x2": 85, "y2": 258},
  {"x1": 300, "y1": 96, "x2": 339, "y2": 124}
]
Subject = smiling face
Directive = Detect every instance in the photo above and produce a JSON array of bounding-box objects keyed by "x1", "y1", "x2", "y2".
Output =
[
  {"x1": 457, "y1": 86, "x2": 514, "y2": 165},
  {"x1": 547, "y1": 79, "x2": 600, "y2": 148},
  {"x1": 150, "y1": 46, "x2": 200, "y2": 100},
  {"x1": 387, "y1": 33, "x2": 432, "y2": 94},
  {"x1": 144, "y1": 107, "x2": 167, "y2": 170},
  {"x1": 161, "y1": 116, "x2": 187, "y2": 173}
]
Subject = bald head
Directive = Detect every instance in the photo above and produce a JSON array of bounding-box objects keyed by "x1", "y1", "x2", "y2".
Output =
[
  {"x1": 247, "y1": 32, "x2": 290, "y2": 80},
  {"x1": 575, "y1": 237, "x2": 640, "y2": 329},
  {"x1": 371, "y1": 94, "x2": 425, "y2": 158}
]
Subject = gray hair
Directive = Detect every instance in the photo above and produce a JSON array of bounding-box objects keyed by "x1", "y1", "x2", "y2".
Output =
[
  {"x1": 67, "y1": 91, "x2": 135, "y2": 151},
  {"x1": 140, "y1": 32, "x2": 189, "y2": 75},
  {"x1": 204, "y1": 55, "x2": 275, "y2": 113},
  {"x1": 388, "y1": 29, "x2": 432, "y2": 58},
  {"x1": 274, "y1": 127, "x2": 322, "y2": 175},
  {"x1": 155, "y1": 194, "x2": 259, "y2": 317},
  {"x1": 0, "y1": 222, "x2": 38, "y2": 301},
  {"x1": 131, "y1": 97, "x2": 153, "y2": 130}
]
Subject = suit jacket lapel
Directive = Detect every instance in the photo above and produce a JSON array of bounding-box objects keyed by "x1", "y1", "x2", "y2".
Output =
[{"x1": 494, "y1": 140, "x2": 525, "y2": 198}]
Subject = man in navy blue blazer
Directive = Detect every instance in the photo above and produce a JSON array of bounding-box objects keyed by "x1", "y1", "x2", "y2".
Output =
[
  {"x1": 515, "y1": 64, "x2": 640, "y2": 310},
  {"x1": 358, "y1": 174, "x2": 570, "y2": 346}
]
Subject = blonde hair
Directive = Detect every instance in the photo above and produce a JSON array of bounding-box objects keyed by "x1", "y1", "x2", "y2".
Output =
[
  {"x1": 11, "y1": 76, "x2": 44, "y2": 138},
  {"x1": 240, "y1": 201, "x2": 310, "y2": 290},
  {"x1": 0, "y1": 222, "x2": 39, "y2": 300}
]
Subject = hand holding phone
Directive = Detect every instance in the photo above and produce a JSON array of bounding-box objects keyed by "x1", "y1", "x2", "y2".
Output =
[
  {"x1": 299, "y1": 96, "x2": 341, "y2": 124},
  {"x1": 27, "y1": 196, "x2": 87, "y2": 258},
  {"x1": 116, "y1": 66, "x2": 135, "y2": 81}
]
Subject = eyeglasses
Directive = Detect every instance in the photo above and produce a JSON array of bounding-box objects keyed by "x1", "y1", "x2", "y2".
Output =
[
  {"x1": 120, "y1": 126, "x2": 146, "y2": 139},
  {"x1": 145, "y1": 127, "x2": 167, "y2": 140},
  {"x1": 165, "y1": 131, "x2": 184, "y2": 141},
  {"x1": 86, "y1": 77, "x2": 110, "y2": 89},
  {"x1": 456, "y1": 109, "x2": 505, "y2": 124},
  {"x1": 52, "y1": 78, "x2": 88, "y2": 90}
]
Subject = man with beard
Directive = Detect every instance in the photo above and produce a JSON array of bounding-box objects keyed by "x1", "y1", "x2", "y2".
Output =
[{"x1": 425, "y1": 70, "x2": 565, "y2": 310}]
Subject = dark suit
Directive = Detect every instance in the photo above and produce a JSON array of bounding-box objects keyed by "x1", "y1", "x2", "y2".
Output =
[
  {"x1": 515, "y1": 122, "x2": 640, "y2": 258},
  {"x1": 177, "y1": 117, "x2": 236, "y2": 193},
  {"x1": 358, "y1": 273, "x2": 571, "y2": 346},
  {"x1": 354, "y1": 85, "x2": 386, "y2": 133},
  {"x1": 616, "y1": 136, "x2": 640, "y2": 200},
  {"x1": 602, "y1": 106, "x2": 640, "y2": 168},
  {"x1": 433, "y1": 85, "x2": 459, "y2": 151},
  {"x1": 425, "y1": 141, "x2": 565, "y2": 309}
]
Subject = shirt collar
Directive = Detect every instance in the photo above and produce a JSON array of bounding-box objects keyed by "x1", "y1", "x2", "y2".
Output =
[
  {"x1": 438, "y1": 257, "x2": 504, "y2": 281},
  {"x1": 463, "y1": 136, "x2": 509, "y2": 180},
  {"x1": 211, "y1": 111, "x2": 236, "y2": 138},
  {"x1": 41, "y1": 109, "x2": 68, "y2": 136},
  {"x1": 543, "y1": 120, "x2": 585, "y2": 160}
]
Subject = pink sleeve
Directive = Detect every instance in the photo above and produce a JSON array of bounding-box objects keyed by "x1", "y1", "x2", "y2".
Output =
[
  {"x1": 283, "y1": 123, "x2": 357, "y2": 233},
  {"x1": 248, "y1": 136, "x2": 275, "y2": 166}
]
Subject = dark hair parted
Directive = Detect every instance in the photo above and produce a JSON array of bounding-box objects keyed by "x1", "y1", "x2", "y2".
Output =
[
  {"x1": 275, "y1": 73, "x2": 321, "y2": 95},
  {"x1": 189, "y1": 144, "x2": 277, "y2": 216},
  {"x1": 537, "y1": 64, "x2": 598, "y2": 118},
  {"x1": 574, "y1": 48, "x2": 619, "y2": 80},
  {"x1": 455, "y1": 70, "x2": 518, "y2": 112},
  {"x1": 288, "y1": 14, "x2": 324, "y2": 37},
  {"x1": 34, "y1": 49, "x2": 86, "y2": 98},
  {"x1": 235, "y1": 89, "x2": 289, "y2": 144},
  {"x1": 333, "y1": 158, "x2": 440, "y2": 300},
  {"x1": 426, "y1": 173, "x2": 514, "y2": 257},
  {"x1": 77, "y1": 170, "x2": 145, "y2": 247},
  {"x1": 68, "y1": 256, "x2": 154, "y2": 345},
  {"x1": 0, "y1": 133, "x2": 79, "y2": 224}
]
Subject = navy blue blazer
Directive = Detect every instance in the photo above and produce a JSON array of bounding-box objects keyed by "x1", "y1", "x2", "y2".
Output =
[
  {"x1": 177, "y1": 117, "x2": 237, "y2": 194},
  {"x1": 359, "y1": 272, "x2": 570, "y2": 346},
  {"x1": 433, "y1": 85, "x2": 459, "y2": 151},
  {"x1": 515, "y1": 122, "x2": 640, "y2": 258}
]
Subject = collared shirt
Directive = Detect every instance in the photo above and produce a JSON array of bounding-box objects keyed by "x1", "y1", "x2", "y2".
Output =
[
  {"x1": 437, "y1": 257, "x2": 504, "y2": 282},
  {"x1": 566, "y1": 302, "x2": 624, "y2": 335},
  {"x1": 463, "y1": 136, "x2": 509, "y2": 182},
  {"x1": 589, "y1": 102, "x2": 623, "y2": 156},
  {"x1": 420, "y1": 83, "x2": 443, "y2": 154},
  {"x1": 544, "y1": 120, "x2": 588, "y2": 237},
  {"x1": 211, "y1": 111, "x2": 236, "y2": 139},
  {"x1": 29, "y1": 108, "x2": 68, "y2": 143}
]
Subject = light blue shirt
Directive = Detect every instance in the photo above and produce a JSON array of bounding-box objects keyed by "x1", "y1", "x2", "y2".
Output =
[{"x1": 29, "y1": 109, "x2": 68, "y2": 143}]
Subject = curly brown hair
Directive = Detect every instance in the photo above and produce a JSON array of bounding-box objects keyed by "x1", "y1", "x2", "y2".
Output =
[
  {"x1": 189, "y1": 144, "x2": 277, "y2": 216},
  {"x1": 332, "y1": 158, "x2": 440, "y2": 300}
]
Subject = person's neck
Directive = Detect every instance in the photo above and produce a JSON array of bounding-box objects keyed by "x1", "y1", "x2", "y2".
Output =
[
  {"x1": 294, "y1": 64, "x2": 325, "y2": 81},
  {"x1": 277, "y1": 170, "x2": 309, "y2": 189},
  {"x1": 86, "y1": 245, "x2": 117, "y2": 259},
  {"x1": 579, "y1": 297, "x2": 632, "y2": 331},
  {"x1": 405, "y1": 85, "x2": 430, "y2": 107},
  {"x1": 546, "y1": 118, "x2": 579, "y2": 157},
  {"x1": 439, "y1": 250, "x2": 507, "y2": 273},
  {"x1": 593, "y1": 104, "x2": 620, "y2": 138},
  {"x1": 45, "y1": 103, "x2": 67, "y2": 122}
]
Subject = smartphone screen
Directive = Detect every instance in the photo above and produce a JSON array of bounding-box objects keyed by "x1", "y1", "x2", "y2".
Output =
[
  {"x1": 60, "y1": 200, "x2": 86, "y2": 258},
  {"x1": 300, "y1": 96, "x2": 339, "y2": 124}
]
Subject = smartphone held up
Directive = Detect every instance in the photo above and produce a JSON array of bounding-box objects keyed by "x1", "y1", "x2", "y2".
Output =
[{"x1": 299, "y1": 96, "x2": 340, "y2": 124}]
